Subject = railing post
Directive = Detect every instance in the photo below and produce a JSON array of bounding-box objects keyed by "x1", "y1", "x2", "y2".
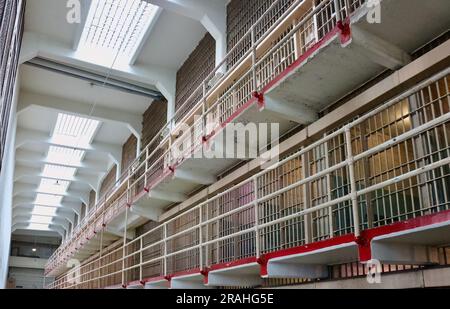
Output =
[
  {"x1": 345, "y1": 127, "x2": 361, "y2": 237},
  {"x1": 323, "y1": 133, "x2": 335, "y2": 238},
  {"x1": 121, "y1": 205, "x2": 129, "y2": 287},
  {"x1": 253, "y1": 177, "x2": 261, "y2": 258},
  {"x1": 202, "y1": 81, "x2": 207, "y2": 140},
  {"x1": 205, "y1": 203, "x2": 209, "y2": 267},
  {"x1": 199, "y1": 208, "x2": 203, "y2": 270},
  {"x1": 145, "y1": 146, "x2": 149, "y2": 188},
  {"x1": 163, "y1": 224, "x2": 168, "y2": 277},
  {"x1": 251, "y1": 25, "x2": 258, "y2": 92},
  {"x1": 139, "y1": 237, "x2": 143, "y2": 283},
  {"x1": 302, "y1": 149, "x2": 312, "y2": 244},
  {"x1": 334, "y1": 0, "x2": 342, "y2": 23},
  {"x1": 98, "y1": 229, "x2": 104, "y2": 288}
]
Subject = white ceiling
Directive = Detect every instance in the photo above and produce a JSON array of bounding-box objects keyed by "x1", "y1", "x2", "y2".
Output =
[
  {"x1": 17, "y1": 0, "x2": 212, "y2": 234},
  {"x1": 17, "y1": 106, "x2": 135, "y2": 147},
  {"x1": 24, "y1": 0, "x2": 208, "y2": 73},
  {"x1": 24, "y1": 0, "x2": 79, "y2": 46},
  {"x1": 20, "y1": 65, "x2": 154, "y2": 114},
  {"x1": 135, "y1": 10, "x2": 207, "y2": 69}
]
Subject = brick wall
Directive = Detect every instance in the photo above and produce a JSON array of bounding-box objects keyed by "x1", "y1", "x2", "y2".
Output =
[
  {"x1": 99, "y1": 165, "x2": 117, "y2": 198},
  {"x1": 141, "y1": 99, "x2": 167, "y2": 150},
  {"x1": 175, "y1": 33, "x2": 215, "y2": 121},
  {"x1": 121, "y1": 135, "x2": 137, "y2": 172},
  {"x1": 226, "y1": 0, "x2": 295, "y2": 67},
  {"x1": 80, "y1": 203, "x2": 87, "y2": 220},
  {"x1": 88, "y1": 190, "x2": 96, "y2": 210},
  {"x1": 136, "y1": 221, "x2": 160, "y2": 237}
]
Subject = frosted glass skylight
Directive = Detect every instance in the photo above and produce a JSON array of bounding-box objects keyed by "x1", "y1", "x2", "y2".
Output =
[
  {"x1": 47, "y1": 146, "x2": 85, "y2": 166},
  {"x1": 77, "y1": 0, "x2": 159, "y2": 64},
  {"x1": 52, "y1": 114, "x2": 100, "y2": 147},
  {"x1": 27, "y1": 223, "x2": 51, "y2": 231},
  {"x1": 42, "y1": 164, "x2": 77, "y2": 180},
  {"x1": 30, "y1": 215, "x2": 54, "y2": 225},
  {"x1": 38, "y1": 178, "x2": 70, "y2": 195},
  {"x1": 32, "y1": 206, "x2": 58, "y2": 217},
  {"x1": 35, "y1": 193, "x2": 63, "y2": 207},
  {"x1": 27, "y1": 113, "x2": 101, "y2": 232}
]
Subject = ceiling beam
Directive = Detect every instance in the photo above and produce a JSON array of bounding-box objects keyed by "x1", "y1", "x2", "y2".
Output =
[
  {"x1": 13, "y1": 196, "x2": 82, "y2": 216},
  {"x1": 12, "y1": 211, "x2": 73, "y2": 230},
  {"x1": 13, "y1": 182, "x2": 90, "y2": 205},
  {"x1": 12, "y1": 223, "x2": 65, "y2": 238},
  {"x1": 15, "y1": 149, "x2": 110, "y2": 175},
  {"x1": 15, "y1": 127, "x2": 122, "y2": 164},
  {"x1": 146, "y1": 0, "x2": 227, "y2": 69},
  {"x1": 19, "y1": 31, "x2": 176, "y2": 120},
  {"x1": 12, "y1": 215, "x2": 70, "y2": 234},
  {"x1": 14, "y1": 164, "x2": 100, "y2": 191},
  {"x1": 14, "y1": 204, "x2": 76, "y2": 226},
  {"x1": 18, "y1": 91, "x2": 143, "y2": 139}
]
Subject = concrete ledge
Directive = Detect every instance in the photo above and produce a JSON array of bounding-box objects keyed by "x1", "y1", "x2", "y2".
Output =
[
  {"x1": 160, "y1": 39, "x2": 450, "y2": 223},
  {"x1": 9, "y1": 256, "x2": 47, "y2": 269},
  {"x1": 274, "y1": 267, "x2": 450, "y2": 289}
]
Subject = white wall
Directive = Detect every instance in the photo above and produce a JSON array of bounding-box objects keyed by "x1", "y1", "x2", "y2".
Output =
[
  {"x1": 8, "y1": 267, "x2": 45, "y2": 289},
  {"x1": 0, "y1": 70, "x2": 20, "y2": 289}
]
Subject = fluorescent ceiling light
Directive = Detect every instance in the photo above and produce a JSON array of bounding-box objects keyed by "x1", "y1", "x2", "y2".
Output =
[
  {"x1": 42, "y1": 164, "x2": 77, "y2": 180},
  {"x1": 47, "y1": 146, "x2": 85, "y2": 166},
  {"x1": 38, "y1": 178, "x2": 70, "y2": 195},
  {"x1": 52, "y1": 113, "x2": 100, "y2": 147},
  {"x1": 77, "y1": 0, "x2": 159, "y2": 64},
  {"x1": 35, "y1": 193, "x2": 63, "y2": 207},
  {"x1": 32, "y1": 206, "x2": 58, "y2": 217},
  {"x1": 27, "y1": 223, "x2": 50, "y2": 231}
]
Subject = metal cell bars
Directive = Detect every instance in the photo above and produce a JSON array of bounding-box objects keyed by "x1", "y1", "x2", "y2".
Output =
[
  {"x1": 227, "y1": 0, "x2": 296, "y2": 69},
  {"x1": 49, "y1": 68, "x2": 450, "y2": 288},
  {"x1": 254, "y1": 0, "x2": 338, "y2": 93},
  {"x1": 166, "y1": 208, "x2": 201, "y2": 275},
  {"x1": 45, "y1": 0, "x2": 340, "y2": 269},
  {"x1": 44, "y1": 0, "x2": 378, "y2": 272},
  {"x1": 337, "y1": 76, "x2": 450, "y2": 230},
  {"x1": 214, "y1": 69, "x2": 256, "y2": 125},
  {"x1": 203, "y1": 180, "x2": 257, "y2": 265},
  {"x1": 256, "y1": 24, "x2": 297, "y2": 90},
  {"x1": 315, "y1": 0, "x2": 339, "y2": 40},
  {"x1": 258, "y1": 154, "x2": 306, "y2": 254}
]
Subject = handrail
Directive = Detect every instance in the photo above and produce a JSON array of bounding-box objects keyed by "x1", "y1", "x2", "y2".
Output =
[
  {"x1": 47, "y1": 65, "x2": 450, "y2": 288},
  {"x1": 45, "y1": 0, "x2": 312, "y2": 271},
  {"x1": 45, "y1": 0, "x2": 366, "y2": 273}
]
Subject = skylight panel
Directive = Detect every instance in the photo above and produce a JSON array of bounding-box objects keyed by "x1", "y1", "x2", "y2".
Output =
[
  {"x1": 30, "y1": 215, "x2": 54, "y2": 225},
  {"x1": 38, "y1": 178, "x2": 70, "y2": 195},
  {"x1": 77, "y1": 0, "x2": 159, "y2": 64},
  {"x1": 27, "y1": 223, "x2": 50, "y2": 231},
  {"x1": 47, "y1": 146, "x2": 85, "y2": 166},
  {"x1": 42, "y1": 164, "x2": 77, "y2": 180},
  {"x1": 32, "y1": 206, "x2": 58, "y2": 217},
  {"x1": 35, "y1": 193, "x2": 63, "y2": 207},
  {"x1": 52, "y1": 113, "x2": 100, "y2": 147}
]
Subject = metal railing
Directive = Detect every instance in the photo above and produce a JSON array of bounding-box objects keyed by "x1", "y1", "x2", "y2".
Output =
[
  {"x1": 47, "y1": 68, "x2": 450, "y2": 288},
  {"x1": 45, "y1": 0, "x2": 368, "y2": 273}
]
